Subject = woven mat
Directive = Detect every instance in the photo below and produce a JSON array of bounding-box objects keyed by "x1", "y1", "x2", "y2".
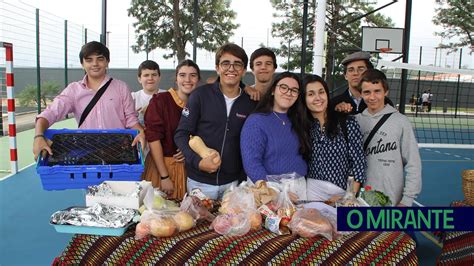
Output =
[
  {"x1": 437, "y1": 201, "x2": 474, "y2": 265},
  {"x1": 53, "y1": 221, "x2": 417, "y2": 265}
]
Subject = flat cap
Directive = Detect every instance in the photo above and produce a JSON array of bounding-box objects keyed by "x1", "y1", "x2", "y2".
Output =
[{"x1": 341, "y1": 51, "x2": 371, "y2": 65}]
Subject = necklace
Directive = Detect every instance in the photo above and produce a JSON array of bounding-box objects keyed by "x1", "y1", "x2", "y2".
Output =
[{"x1": 273, "y1": 111, "x2": 286, "y2": 126}]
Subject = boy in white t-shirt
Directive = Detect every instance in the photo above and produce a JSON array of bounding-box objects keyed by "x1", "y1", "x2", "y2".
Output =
[{"x1": 132, "y1": 60, "x2": 162, "y2": 124}]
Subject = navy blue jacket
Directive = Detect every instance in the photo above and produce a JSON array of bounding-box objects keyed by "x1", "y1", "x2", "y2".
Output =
[{"x1": 174, "y1": 81, "x2": 257, "y2": 185}]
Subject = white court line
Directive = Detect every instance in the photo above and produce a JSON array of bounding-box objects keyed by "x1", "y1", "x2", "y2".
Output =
[{"x1": 0, "y1": 163, "x2": 35, "y2": 181}]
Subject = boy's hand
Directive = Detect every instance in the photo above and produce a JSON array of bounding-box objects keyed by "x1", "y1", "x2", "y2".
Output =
[
  {"x1": 33, "y1": 136, "x2": 53, "y2": 161},
  {"x1": 335, "y1": 102, "x2": 353, "y2": 113},
  {"x1": 173, "y1": 149, "x2": 185, "y2": 163},
  {"x1": 198, "y1": 153, "x2": 221, "y2": 173},
  {"x1": 244, "y1": 86, "x2": 261, "y2": 101}
]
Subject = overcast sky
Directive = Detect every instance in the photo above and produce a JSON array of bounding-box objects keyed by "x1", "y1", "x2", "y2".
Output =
[{"x1": 8, "y1": 0, "x2": 473, "y2": 69}]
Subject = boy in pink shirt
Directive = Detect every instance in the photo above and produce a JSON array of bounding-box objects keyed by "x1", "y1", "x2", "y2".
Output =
[{"x1": 33, "y1": 41, "x2": 145, "y2": 159}]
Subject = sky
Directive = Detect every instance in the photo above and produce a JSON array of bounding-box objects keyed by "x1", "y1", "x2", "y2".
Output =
[{"x1": 5, "y1": 0, "x2": 473, "y2": 70}]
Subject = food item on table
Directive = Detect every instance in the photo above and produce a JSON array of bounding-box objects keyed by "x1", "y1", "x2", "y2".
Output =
[
  {"x1": 248, "y1": 211, "x2": 262, "y2": 230},
  {"x1": 173, "y1": 211, "x2": 195, "y2": 232},
  {"x1": 250, "y1": 180, "x2": 278, "y2": 206},
  {"x1": 149, "y1": 217, "x2": 177, "y2": 237},
  {"x1": 135, "y1": 222, "x2": 150, "y2": 239},
  {"x1": 189, "y1": 135, "x2": 221, "y2": 164},
  {"x1": 180, "y1": 195, "x2": 215, "y2": 222},
  {"x1": 361, "y1": 189, "x2": 392, "y2": 207},
  {"x1": 288, "y1": 208, "x2": 334, "y2": 239}
]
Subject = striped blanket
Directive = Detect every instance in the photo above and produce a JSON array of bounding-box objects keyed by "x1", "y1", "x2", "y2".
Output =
[
  {"x1": 437, "y1": 201, "x2": 474, "y2": 265},
  {"x1": 53, "y1": 221, "x2": 417, "y2": 265}
]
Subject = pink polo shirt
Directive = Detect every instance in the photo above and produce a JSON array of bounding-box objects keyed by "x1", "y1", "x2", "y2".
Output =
[{"x1": 37, "y1": 75, "x2": 139, "y2": 129}]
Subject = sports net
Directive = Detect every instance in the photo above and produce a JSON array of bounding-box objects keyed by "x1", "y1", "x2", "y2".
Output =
[{"x1": 377, "y1": 60, "x2": 473, "y2": 146}]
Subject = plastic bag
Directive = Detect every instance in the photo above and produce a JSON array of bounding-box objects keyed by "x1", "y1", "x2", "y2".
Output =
[
  {"x1": 266, "y1": 172, "x2": 307, "y2": 201},
  {"x1": 135, "y1": 187, "x2": 196, "y2": 240},
  {"x1": 248, "y1": 180, "x2": 279, "y2": 207},
  {"x1": 139, "y1": 186, "x2": 180, "y2": 214},
  {"x1": 336, "y1": 176, "x2": 360, "y2": 207},
  {"x1": 287, "y1": 208, "x2": 335, "y2": 240},
  {"x1": 211, "y1": 184, "x2": 262, "y2": 236},
  {"x1": 180, "y1": 194, "x2": 215, "y2": 222}
]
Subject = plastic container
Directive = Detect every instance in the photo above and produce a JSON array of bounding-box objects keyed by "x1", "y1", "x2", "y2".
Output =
[
  {"x1": 36, "y1": 129, "x2": 144, "y2": 190},
  {"x1": 50, "y1": 207, "x2": 136, "y2": 236}
]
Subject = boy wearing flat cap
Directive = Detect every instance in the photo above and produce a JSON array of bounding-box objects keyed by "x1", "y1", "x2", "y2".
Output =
[{"x1": 332, "y1": 51, "x2": 393, "y2": 114}]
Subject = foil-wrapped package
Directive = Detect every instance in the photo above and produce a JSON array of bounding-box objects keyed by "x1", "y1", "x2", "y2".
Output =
[
  {"x1": 87, "y1": 182, "x2": 141, "y2": 199},
  {"x1": 51, "y1": 204, "x2": 137, "y2": 228}
]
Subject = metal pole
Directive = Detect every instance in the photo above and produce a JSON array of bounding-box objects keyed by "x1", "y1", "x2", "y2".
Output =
[
  {"x1": 101, "y1": 0, "x2": 107, "y2": 45},
  {"x1": 300, "y1": 0, "x2": 309, "y2": 77},
  {"x1": 415, "y1": 46, "x2": 422, "y2": 117},
  {"x1": 64, "y1": 20, "x2": 68, "y2": 88},
  {"x1": 398, "y1": 0, "x2": 412, "y2": 114},
  {"x1": 454, "y1": 48, "x2": 463, "y2": 118},
  {"x1": 2, "y1": 42, "x2": 18, "y2": 174},
  {"x1": 85, "y1": 28, "x2": 88, "y2": 44},
  {"x1": 36, "y1": 8, "x2": 41, "y2": 114},
  {"x1": 192, "y1": 0, "x2": 198, "y2": 62},
  {"x1": 313, "y1": 0, "x2": 326, "y2": 76}
]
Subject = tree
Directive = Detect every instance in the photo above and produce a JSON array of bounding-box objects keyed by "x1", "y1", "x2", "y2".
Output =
[
  {"x1": 270, "y1": 0, "x2": 393, "y2": 89},
  {"x1": 432, "y1": 0, "x2": 473, "y2": 54},
  {"x1": 128, "y1": 0, "x2": 239, "y2": 62},
  {"x1": 17, "y1": 81, "x2": 61, "y2": 107}
]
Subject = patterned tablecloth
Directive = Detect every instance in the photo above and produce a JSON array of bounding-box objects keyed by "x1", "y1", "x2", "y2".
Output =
[
  {"x1": 53, "y1": 221, "x2": 417, "y2": 265},
  {"x1": 437, "y1": 201, "x2": 474, "y2": 265}
]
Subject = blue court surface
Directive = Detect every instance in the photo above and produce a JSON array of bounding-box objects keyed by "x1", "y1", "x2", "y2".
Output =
[{"x1": 0, "y1": 147, "x2": 472, "y2": 265}]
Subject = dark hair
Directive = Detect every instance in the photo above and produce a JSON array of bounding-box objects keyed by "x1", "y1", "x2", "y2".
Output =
[
  {"x1": 303, "y1": 74, "x2": 349, "y2": 140},
  {"x1": 255, "y1": 71, "x2": 310, "y2": 160},
  {"x1": 358, "y1": 69, "x2": 389, "y2": 92},
  {"x1": 79, "y1": 41, "x2": 110, "y2": 64},
  {"x1": 175, "y1": 59, "x2": 201, "y2": 81},
  {"x1": 249, "y1": 47, "x2": 277, "y2": 70},
  {"x1": 138, "y1": 60, "x2": 161, "y2": 77},
  {"x1": 343, "y1": 59, "x2": 374, "y2": 74},
  {"x1": 215, "y1": 43, "x2": 248, "y2": 69}
]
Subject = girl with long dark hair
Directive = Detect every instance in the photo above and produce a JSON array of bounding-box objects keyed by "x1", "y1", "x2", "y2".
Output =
[{"x1": 303, "y1": 74, "x2": 366, "y2": 201}]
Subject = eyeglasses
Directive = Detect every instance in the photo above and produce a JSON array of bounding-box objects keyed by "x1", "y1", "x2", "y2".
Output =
[
  {"x1": 347, "y1": 66, "x2": 367, "y2": 74},
  {"x1": 219, "y1": 61, "x2": 244, "y2": 71},
  {"x1": 277, "y1": 84, "x2": 300, "y2": 96}
]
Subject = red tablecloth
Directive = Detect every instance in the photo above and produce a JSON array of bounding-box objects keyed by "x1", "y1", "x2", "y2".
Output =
[
  {"x1": 53, "y1": 222, "x2": 417, "y2": 265},
  {"x1": 437, "y1": 201, "x2": 474, "y2": 265}
]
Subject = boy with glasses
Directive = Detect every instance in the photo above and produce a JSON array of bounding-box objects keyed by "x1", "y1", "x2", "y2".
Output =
[{"x1": 174, "y1": 43, "x2": 257, "y2": 200}]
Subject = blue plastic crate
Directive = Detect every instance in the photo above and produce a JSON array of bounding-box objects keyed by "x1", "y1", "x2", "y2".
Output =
[{"x1": 36, "y1": 129, "x2": 144, "y2": 190}]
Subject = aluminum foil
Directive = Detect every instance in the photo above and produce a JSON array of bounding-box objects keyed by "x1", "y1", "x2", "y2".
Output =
[
  {"x1": 86, "y1": 182, "x2": 141, "y2": 199},
  {"x1": 51, "y1": 204, "x2": 137, "y2": 228}
]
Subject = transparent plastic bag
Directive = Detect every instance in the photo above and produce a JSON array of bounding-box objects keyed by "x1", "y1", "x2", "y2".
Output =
[
  {"x1": 287, "y1": 208, "x2": 335, "y2": 240},
  {"x1": 135, "y1": 188, "x2": 196, "y2": 240},
  {"x1": 336, "y1": 176, "x2": 360, "y2": 207},
  {"x1": 211, "y1": 184, "x2": 262, "y2": 235},
  {"x1": 180, "y1": 194, "x2": 215, "y2": 222},
  {"x1": 266, "y1": 172, "x2": 307, "y2": 201}
]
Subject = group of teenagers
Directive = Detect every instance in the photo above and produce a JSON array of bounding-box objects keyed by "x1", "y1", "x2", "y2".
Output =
[{"x1": 32, "y1": 41, "x2": 422, "y2": 209}]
